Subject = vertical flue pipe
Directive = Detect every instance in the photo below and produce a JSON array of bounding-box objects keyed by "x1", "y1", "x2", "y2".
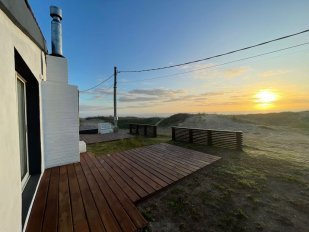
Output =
[{"x1": 50, "y1": 6, "x2": 63, "y2": 56}]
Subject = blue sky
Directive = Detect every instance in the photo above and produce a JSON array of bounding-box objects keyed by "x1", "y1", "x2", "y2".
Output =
[{"x1": 29, "y1": 0, "x2": 309, "y2": 116}]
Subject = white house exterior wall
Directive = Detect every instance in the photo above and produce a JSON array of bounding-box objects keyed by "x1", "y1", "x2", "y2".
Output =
[
  {"x1": 45, "y1": 55, "x2": 68, "y2": 83},
  {"x1": 42, "y1": 55, "x2": 79, "y2": 168},
  {"x1": 0, "y1": 9, "x2": 45, "y2": 232}
]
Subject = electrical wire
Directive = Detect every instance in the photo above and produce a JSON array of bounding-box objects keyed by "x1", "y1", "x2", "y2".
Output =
[
  {"x1": 105, "y1": 83, "x2": 114, "y2": 90},
  {"x1": 119, "y1": 29, "x2": 309, "y2": 73},
  {"x1": 119, "y1": 41, "x2": 309, "y2": 83},
  {"x1": 79, "y1": 74, "x2": 114, "y2": 92},
  {"x1": 79, "y1": 84, "x2": 114, "y2": 98}
]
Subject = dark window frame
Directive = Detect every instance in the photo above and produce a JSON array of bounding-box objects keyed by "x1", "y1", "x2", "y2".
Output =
[{"x1": 14, "y1": 49, "x2": 42, "y2": 227}]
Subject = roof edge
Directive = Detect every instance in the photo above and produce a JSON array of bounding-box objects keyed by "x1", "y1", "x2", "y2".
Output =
[{"x1": 0, "y1": 0, "x2": 47, "y2": 53}]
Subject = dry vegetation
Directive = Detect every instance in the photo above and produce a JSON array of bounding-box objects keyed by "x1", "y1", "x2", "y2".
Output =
[
  {"x1": 139, "y1": 112, "x2": 309, "y2": 232},
  {"x1": 85, "y1": 112, "x2": 309, "y2": 232}
]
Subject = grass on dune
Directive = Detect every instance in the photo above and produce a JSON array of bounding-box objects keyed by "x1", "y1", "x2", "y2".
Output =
[
  {"x1": 138, "y1": 140, "x2": 309, "y2": 232},
  {"x1": 85, "y1": 127, "x2": 309, "y2": 232},
  {"x1": 87, "y1": 135, "x2": 170, "y2": 155}
]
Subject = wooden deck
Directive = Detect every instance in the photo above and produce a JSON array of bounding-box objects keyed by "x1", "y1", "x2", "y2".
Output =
[
  {"x1": 25, "y1": 143, "x2": 220, "y2": 232},
  {"x1": 80, "y1": 131, "x2": 134, "y2": 144}
]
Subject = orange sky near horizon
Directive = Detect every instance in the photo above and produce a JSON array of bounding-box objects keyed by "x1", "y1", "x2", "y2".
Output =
[
  {"x1": 79, "y1": 35, "x2": 309, "y2": 117},
  {"x1": 114, "y1": 62, "x2": 309, "y2": 116}
]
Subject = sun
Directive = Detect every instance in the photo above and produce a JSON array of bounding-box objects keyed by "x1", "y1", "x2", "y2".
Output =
[
  {"x1": 255, "y1": 90, "x2": 277, "y2": 103},
  {"x1": 254, "y1": 89, "x2": 278, "y2": 109}
]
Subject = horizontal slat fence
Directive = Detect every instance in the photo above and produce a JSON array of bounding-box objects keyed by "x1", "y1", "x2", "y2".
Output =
[
  {"x1": 129, "y1": 124, "x2": 157, "y2": 137},
  {"x1": 172, "y1": 126, "x2": 243, "y2": 150}
]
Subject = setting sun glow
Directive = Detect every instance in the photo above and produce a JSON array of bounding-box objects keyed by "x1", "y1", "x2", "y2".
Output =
[
  {"x1": 255, "y1": 90, "x2": 277, "y2": 103},
  {"x1": 254, "y1": 90, "x2": 278, "y2": 109}
]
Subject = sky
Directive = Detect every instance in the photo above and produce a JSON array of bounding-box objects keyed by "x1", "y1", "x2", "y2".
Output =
[{"x1": 29, "y1": 0, "x2": 309, "y2": 117}]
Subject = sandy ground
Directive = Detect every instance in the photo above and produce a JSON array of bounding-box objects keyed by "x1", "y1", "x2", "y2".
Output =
[
  {"x1": 179, "y1": 114, "x2": 309, "y2": 162},
  {"x1": 139, "y1": 114, "x2": 309, "y2": 232}
]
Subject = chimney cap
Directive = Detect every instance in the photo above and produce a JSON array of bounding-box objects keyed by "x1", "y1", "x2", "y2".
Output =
[{"x1": 50, "y1": 6, "x2": 62, "y2": 20}]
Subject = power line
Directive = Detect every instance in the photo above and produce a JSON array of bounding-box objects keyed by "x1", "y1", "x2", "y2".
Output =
[
  {"x1": 119, "y1": 41, "x2": 309, "y2": 83},
  {"x1": 79, "y1": 74, "x2": 114, "y2": 92},
  {"x1": 79, "y1": 84, "x2": 114, "y2": 98},
  {"x1": 79, "y1": 83, "x2": 114, "y2": 95},
  {"x1": 119, "y1": 29, "x2": 309, "y2": 73},
  {"x1": 106, "y1": 83, "x2": 114, "y2": 90}
]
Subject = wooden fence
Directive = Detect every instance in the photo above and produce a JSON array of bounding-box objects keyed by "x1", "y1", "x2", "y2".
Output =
[
  {"x1": 172, "y1": 126, "x2": 243, "y2": 150},
  {"x1": 129, "y1": 124, "x2": 157, "y2": 137}
]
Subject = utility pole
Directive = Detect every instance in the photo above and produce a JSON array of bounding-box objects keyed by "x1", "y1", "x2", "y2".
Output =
[{"x1": 113, "y1": 66, "x2": 118, "y2": 132}]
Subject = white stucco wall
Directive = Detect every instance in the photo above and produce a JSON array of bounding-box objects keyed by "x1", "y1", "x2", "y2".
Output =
[
  {"x1": 45, "y1": 55, "x2": 68, "y2": 83},
  {"x1": 42, "y1": 55, "x2": 79, "y2": 168},
  {"x1": 0, "y1": 9, "x2": 45, "y2": 232}
]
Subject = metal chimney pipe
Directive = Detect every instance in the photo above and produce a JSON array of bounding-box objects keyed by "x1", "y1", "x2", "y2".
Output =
[{"x1": 50, "y1": 6, "x2": 63, "y2": 56}]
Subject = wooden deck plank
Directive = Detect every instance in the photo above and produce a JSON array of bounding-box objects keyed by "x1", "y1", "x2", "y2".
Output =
[
  {"x1": 58, "y1": 166, "x2": 73, "y2": 232},
  {"x1": 145, "y1": 146, "x2": 207, "y2": 169},
  {"x1": 134, "y1": 148, "x2": 191, "y2": 175},
  {"x1": 135, "y1": 146, "x2": 193, "y2": 172},
  {"x1": 128, "y1": 148, "x2": 187, "y2": 177},
  {"x1": 100, "y1": 155, "x2": 149, "y2": 199},
  {"x1": 95, "y1": 154, "x2": 140, "y2": 202},
  {"x1": 142, "y1": 147, "x2": 201, "y2": 172},
  {"x1": 67, "y1": 164, "x2": 90, "y2": 232},
  {"x1": 79, "y1": 156, "x2": 122, "y2": 232},
  {"x1": 118, "y1": 151, "x2": 169, "y2": 187},
  {"x1": 42, "y1": 167, "x2": 59, "y2": 232},
  {"x1": 80, "y1": 155, "x2": 137, "y2": 232},
  {"x1": 147, "y1": 146, "x2": 209, "y2": 170},
  {"x1": 74, "y1": 163, "x2": 106, "y2": 232},
  {"x1": 112, "y1": 154, "x2": 162, "y2": 191},
  {"x1": 156, "y1": 144, "x2": 216, "y2": 164},
  {"x1": 105, "y1": 155, "x2": 156, "y2": 194},
  {"x1": 26, "y1": 143, "x2": 220, "y2": 232},
  {"x1": 152, "y1": 144, "x2": 211, "y2": 165},
  {"x1": 123, "y1": 149, "x2": 183, "y2": 181},
  {"x1": 25, "y1": 169, "x2": 51, "y2": 232},
  {"x1": 85, "y1": 154, "x2": 148, "y2": 229},
  {"x1": 122, "y1": 150, "x2": 174, "y2": 184}
]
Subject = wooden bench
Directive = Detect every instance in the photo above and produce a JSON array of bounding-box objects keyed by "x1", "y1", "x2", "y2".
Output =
[
  {"x1": 172, "y1": 126, "x2": 243, "y2": 150},
  {"x1": 129, "y1": 124, "x2": 157, "y2": 137}
]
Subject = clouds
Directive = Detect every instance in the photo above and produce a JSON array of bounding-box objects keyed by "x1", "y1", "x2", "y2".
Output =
[
  {"x1": 163, "y1": 92, "x2": 223, "y2": 103},
  {"x1": 224, "y1": 67, "x2": 249, "y2": 78},
  {"x1": 129, "y1": 88, "x2": 186, "y2": 96},
  {"x1": 84, "y1": 87, "x2": 187, "y2": 101},
  {"x1": 84, "y1": 82, "x2": 228, "y2": 103},
  {"x1": 119, "y1": 96, "x2": 158, "y2": 102},
  {"x1": 179, "y1": 65, "x2": 290, "y2": 81},
  {"x1": 116, "y1": 88, "x2": 223, "y2": 104},
  {"x1": 118, "y1": 88, "x2": 188, "y2": 103},
  {"x1": 187, "y1": 64, "x2": 250, "y2": 80},
  {"x1": 91, "y1": 88, "x2": 113, "y2": 98},
  {"x1": 260, "y1": 70, "x2": 289, "y2": 78},
  {"x1": 79, "y1": 87, "x2": 230, "y2": 117},
  {"x1": 78, "y1": 62, "x2": 307, "y2": 117},
  {"x1": 79, "y1": 104, "x2": 114, "y2": 117}
]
